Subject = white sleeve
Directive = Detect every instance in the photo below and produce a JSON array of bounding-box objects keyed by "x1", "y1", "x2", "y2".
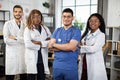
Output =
[
  {"x1": 41, "y1": 26, "x2": 51, "y2": 47},
  {"x1": 80, "y1": 33, "x2": 105, "y2": 53},
  {"x1": 24, "y1": 27, "x2": 40, "y2": 50},
  {"x1": 3, "y1": 21, "x2": 18, "y2": 45}
]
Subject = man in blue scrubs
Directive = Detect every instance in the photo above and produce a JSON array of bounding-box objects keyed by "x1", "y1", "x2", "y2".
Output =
[{"x1": 48, "y1": 8, "x2": 81, "y2": 80}]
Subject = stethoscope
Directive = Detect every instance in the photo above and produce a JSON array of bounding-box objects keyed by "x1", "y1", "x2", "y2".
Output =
[
  {"x1": 84, "y1": 30, "x2": 98, "y2": 45},
  {"x1": 57, "y1": 26, "x2": 74, "y2": 43}
]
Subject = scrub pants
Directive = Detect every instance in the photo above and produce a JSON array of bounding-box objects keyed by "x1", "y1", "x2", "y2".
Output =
[{"x1": 53, "y1": 68, "x2": 78, "y2": 80}]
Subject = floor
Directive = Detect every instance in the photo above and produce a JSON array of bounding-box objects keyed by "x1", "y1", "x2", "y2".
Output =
[
  {"x1": 0, "y1": 75, "x2": 52, "y2": 80},
  {"x1": 0, "y1": 75, "x2": 21, "y2": 80},
  {"x1": 0, "y1": 59, "x2": 53, "y2": 80},
  {"x1": 0, "y1": 76, "x2": 5, "y2": 80}
]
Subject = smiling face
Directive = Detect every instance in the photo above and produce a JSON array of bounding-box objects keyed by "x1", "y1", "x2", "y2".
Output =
[
  {"x1": 32, "y1": 13, "x2": 41, "y2": 25},
  {"x1": 62, "y1": 12, "x2": 74, "y2": 28},
  {"x1": 89, "y1": 16, "x2": 100, "y2": 33},
  {"x1": 13, "y1": 8, "x2": 23, "y2": 20}
]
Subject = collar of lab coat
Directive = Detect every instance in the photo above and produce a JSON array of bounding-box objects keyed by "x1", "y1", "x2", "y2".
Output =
[
  {"x1": 12, "y1": 19, "x2": 24, "y2": 26},
  {"x1": 88, "y1": 28, "x2": 101, "y2": 37}
]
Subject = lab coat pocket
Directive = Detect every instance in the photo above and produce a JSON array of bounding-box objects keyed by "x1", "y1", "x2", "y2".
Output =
[
  {"x1": 25, "y1": 50, "x2": 37, "y2": 63},
  {"x1": 6, "y1": 52, "x2": 17, "y2": 70}
]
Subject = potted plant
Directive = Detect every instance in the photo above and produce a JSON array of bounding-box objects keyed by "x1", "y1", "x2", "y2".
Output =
[
  {"x1": 42, "y1": 2, "x2": 50, "y2": 9},
  {"x1": 73, "y1": 19, "x2": 85, "y2": 30}
]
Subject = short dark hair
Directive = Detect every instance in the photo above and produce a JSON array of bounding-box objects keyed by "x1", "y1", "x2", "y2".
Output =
[
  {"x1": 13, "y1": 5, "x2": 23, "y2": 12},
  {"x1": 62, "y1": 8, "x2": 73, "y2": 16}
]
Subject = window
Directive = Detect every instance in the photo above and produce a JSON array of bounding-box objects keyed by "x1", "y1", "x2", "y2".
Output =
[{"x1": 61, "y1": 0, "x2": 98, "y2": 32}]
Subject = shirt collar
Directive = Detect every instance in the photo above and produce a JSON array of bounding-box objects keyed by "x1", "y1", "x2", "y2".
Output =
[{"x1": 88, "y1": 28, "x2": 100, "y2": 36}]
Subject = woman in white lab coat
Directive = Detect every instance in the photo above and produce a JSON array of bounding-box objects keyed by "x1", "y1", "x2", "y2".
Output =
[
  {"x1": 3, "y1": 5, "x2": 27, "y2": 80},
  {"x1": 24, "y1": 9, "x2": 51, "y2": 80},
  {"x1": 78, "y1": 13, "x2": 108, "y2": 80}
]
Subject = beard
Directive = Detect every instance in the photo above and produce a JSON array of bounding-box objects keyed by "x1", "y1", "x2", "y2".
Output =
[
  {"x1": 14, "y1": 15, "x2": 22, "y2": 20},
  {"x1": 63, "y1": 21, "x2": 72, "y2": 27},
  {"x1": 64, "y1": 23, "x2": 71, "y2": 27}
]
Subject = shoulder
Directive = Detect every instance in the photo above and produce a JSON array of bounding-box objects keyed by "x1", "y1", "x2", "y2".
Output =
[
  {"x1": 52, "y1": 27, "x2": 62, "y2": 36},
  {"x1": 57, "y1": 27, "x2": 62, "y2": 30},
  {"x1": 98, "y1": 29, "x2": 105, "y2": 36},
  {"x1": 42, "y1": 25, "x2": 49, "y2": 30},
  {"x1": 100, "y1": 32, "x2": 105, "y2": 37},
  {"x1": 3, "y1": 20, "x2": 13, "y2": 28},
  {"x1": 96, "y1": 31, "x2": 105, "y2": 38},
  {"x1": 24, "y1": 27, "x2": 30, "y2": 31},
  {"x1": 72, "y1": 26, "x2": 81, "y2": 33},
  {"x1": 72, "y1": 26, "x2": 78, "y2": 29},
  {"x1": 4, "y1": 20, "x2": 13, "y2": 24},
  {"x1": 72, "y1": 26, "x2": 81, "y2": 31},
  {"x1": 54, "y1": 27, "x2": 62, "y2": 32}
]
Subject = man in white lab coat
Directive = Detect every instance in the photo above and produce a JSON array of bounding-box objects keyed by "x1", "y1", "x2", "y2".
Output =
[{"x1": 3, "y1": 5, "x2": 27, "y2": 80}]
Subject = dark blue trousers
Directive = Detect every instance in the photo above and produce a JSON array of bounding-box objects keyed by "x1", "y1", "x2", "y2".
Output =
[{"x1": 37, "y1": 49, "x2": 45, "y2": 80}]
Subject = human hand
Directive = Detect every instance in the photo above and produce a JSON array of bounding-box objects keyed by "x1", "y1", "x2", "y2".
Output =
[
  {"x1": 48, "y1": 38, "x2": 56, "y2": 49},
  {"x1": 78, "y1": 42, "x2": 83, "y2": 48},
  {"x1": 46, "y1": 37, "x2": 51, "y2": 41},
  {"x1": 48, "y1": 43, "x2": 54, "y2": 49},
  {"x1": 49, "y1": 47, "x2": 60, "y2": 52},
  {"x1": 31, "y1": 40, "x2": 42, "y2": 46},
  {"x1": 9, "y1": 35, "x2": 16, "y2": 40}
]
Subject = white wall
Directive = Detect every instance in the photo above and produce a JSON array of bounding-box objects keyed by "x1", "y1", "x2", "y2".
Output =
[
  {"x1": 107, "y1": 0, "x2": 120, "y2": 27},
  {"x1": 33, "y1": 0, "x2": 49, "y2": 13},
  {"x1": 0, "y1": 0, "x2": 120, "y2": 27},
  {"x1": 0, "y1": 0, "x2": 49, "y2": 20},
  {"x1": 0, "y1": 0, "x2": 35, "y2": 20}
]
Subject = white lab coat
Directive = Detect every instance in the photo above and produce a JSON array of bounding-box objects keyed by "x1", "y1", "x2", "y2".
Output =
[
  {"x1": 3, "y1": 19, "x2": 26, "y2": 75},
  {"x1": 40, "y1": 25, "x2": 51, "y2": 74},
  {"x1": 24, "y1": 25, "x2": 51, "y2": 74},
  {"x1": 78, "y1": 29, "x2": 108, "y2": 80}
]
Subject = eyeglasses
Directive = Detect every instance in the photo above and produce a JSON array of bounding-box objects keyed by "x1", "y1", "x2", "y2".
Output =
[
  {"x1": 62, "y1": 15, "x2": 72, "y2": 19},
  {"x1": 89, "y1": 20, "x2": 100, "y2": 23}
]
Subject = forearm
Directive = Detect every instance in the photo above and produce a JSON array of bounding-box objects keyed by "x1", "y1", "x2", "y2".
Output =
[
  {"x1": 31, "y1": 40, "x2": 42, "y2": 47},
  {"x1": 25, "y1": 41, "x2": 40, "y2": 50},
  {"x1": 48, "y1": 38, "x2": 56, "y2": 49},
  {"x1": 4, "y1": 35, "x2": 18, "y2": 45},
  {"x1": 53, "y1": 43, "x2": 76, "y2": 51},
  {"x1": 49, "y1": 47, "x2": 60, "y2": 52}
]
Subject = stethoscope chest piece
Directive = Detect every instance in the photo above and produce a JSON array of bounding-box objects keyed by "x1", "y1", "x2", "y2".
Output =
[{"x1": 58, "y1": 38, "x2": 61, "y2": 42}]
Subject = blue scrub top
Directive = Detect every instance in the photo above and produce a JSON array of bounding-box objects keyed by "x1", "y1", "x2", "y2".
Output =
[{"x1": 52, "y1": 26, "x2": 81, "y2": 70}]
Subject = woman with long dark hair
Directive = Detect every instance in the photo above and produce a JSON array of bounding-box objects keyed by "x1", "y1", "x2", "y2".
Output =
[{"x1": 79, "y1": 13, "x2": 107, "y2": 80}]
